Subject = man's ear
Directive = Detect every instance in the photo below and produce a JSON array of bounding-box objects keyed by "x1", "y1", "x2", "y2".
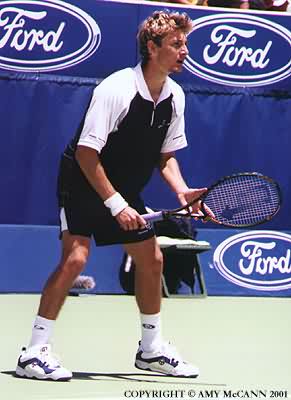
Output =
[{"x1": 147, "y1": 40, "x2": 157, "y2": 58}]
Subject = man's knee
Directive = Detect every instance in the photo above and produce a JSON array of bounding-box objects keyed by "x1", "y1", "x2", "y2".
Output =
[
  {"x1": 125, "y1": 239, "x2": 164, "y2": 274},
  {"x1": 61, "y1": 249, "x2": 88, "y2": 276}
]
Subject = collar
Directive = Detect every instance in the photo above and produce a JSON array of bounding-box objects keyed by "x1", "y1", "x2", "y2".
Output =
[{"x1": 134, "y1": 63, "x2": 172, "y2": 104}]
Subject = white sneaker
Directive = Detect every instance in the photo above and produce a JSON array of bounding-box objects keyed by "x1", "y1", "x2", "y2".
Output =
[
  {"x1": 16, "y1": 344, "x2": 72, "y2": 381},
  {"x1": 135, "y1": 341, "x2": 199, "y2": 378}
]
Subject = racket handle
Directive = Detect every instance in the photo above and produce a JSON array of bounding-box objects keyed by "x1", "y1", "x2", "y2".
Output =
[{"x1": 142, "y1": 211, "x2": 164, "y2": 222}]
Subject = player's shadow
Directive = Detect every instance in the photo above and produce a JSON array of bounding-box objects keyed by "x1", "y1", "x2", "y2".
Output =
[
  {"x1": 2, "y1": 370, "x2": 226, "y2": 386},
  {"x1": 73, "y1": 371, "x2": 195, "y2": 383}
]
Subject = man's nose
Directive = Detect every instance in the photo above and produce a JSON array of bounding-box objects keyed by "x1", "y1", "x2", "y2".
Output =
[{"x1": 181, "y1": 45, "x2": 189, "y2": 56}]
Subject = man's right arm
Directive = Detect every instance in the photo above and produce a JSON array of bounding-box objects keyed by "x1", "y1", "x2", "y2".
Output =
[
  {"x1": 75, "y1": 145, "x2": 146, "y2": 230},
  {"x1": 75, "y1": 145, "x2": 116, "y2": 201}
]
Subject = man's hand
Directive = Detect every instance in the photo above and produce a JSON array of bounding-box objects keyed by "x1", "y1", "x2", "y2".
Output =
[
  {"x1": 177, "y1": 188, "x2": 207, "y2": 212},
  {"x1": 177, "y1": 188, "x2": 215, "y2": 221},
  {"x1": 115, "y1": 206, "x2": 147, "y2": 231}
]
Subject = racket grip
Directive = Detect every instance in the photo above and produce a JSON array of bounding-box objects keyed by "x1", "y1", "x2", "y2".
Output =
[{"x1": 142, "y1": 211, "x2": 164, "y2": 222}]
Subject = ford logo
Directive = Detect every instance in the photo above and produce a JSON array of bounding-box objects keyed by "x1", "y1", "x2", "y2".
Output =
[
  {"x1": 185, "y1": 13, "x2": 291, "y2": 87},
  {"x1": 213, "y1": 231, "x2": 291, "y2": 291},
  {"x1": 0, "y1": 0, "x2": 101, "y2": 72}
]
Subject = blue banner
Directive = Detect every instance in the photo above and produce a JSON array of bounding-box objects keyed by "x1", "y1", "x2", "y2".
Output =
[
  {"x1": 198, "y1": 229, "x2": 291, "y2": 296},
  {"x1": 0, "y1": 1, "x2": 290, "y2": 88},
  {"x1": 1, "y1": 224, "x2": 290, "y2": 296},
  {"x1": 0, "y1": 1, "x2": 290, "y2": 229},
  {"x1": 139, "y1": 4, "x2": 291, "y2": 92},
  {"x1": 0, "y1": 0, "x2": 138, "y2": 77},
  {"x1": 181, "y1": 12, "x2": 291, "y2": 91}
]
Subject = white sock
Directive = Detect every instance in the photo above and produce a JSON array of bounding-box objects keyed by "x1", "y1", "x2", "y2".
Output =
[
  {"x1": 28, "y1": 315, "x2": 55, "y2": 348},
  {"x1": 140, "y1": 312, "x2": 162, "y2": 353}
]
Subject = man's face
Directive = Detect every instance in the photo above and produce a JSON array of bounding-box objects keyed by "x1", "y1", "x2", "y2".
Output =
[{"x1": 150, "y1": 30, "x2": 189, "y2": 74}]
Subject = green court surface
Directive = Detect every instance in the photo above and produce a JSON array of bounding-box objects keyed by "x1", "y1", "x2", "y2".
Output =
[{"x1": 1, "y1": 294, "x2": 291, "y2": 400}]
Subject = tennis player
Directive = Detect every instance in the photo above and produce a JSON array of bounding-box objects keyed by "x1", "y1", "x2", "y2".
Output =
[{"x1": 16, "y1": 10, "x2": 207, "y2": 381}]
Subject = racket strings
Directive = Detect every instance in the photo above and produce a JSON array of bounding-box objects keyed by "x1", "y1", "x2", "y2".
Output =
[{"x1": 204, "y1": 176, "x2": 280, "y2": 226}]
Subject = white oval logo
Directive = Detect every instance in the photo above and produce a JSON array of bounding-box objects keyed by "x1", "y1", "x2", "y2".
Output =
[
  {"x1": 0, "y1": 0, "x2": 101, "y2": 72},
  {"x1": 185, "y1": 13, "x2": 291, "y2": 87},
  {"x1": 213, "y1": 231, "x2": 291, "y2": 291}
]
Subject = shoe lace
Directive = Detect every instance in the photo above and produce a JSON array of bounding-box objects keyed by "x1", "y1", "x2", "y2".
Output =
[
  {"x1": 39, "y1": 346, "x2": 61, "y2": 368},
  {"x1": 162, "y1": 342, "x2": 182, "y2": 365}
]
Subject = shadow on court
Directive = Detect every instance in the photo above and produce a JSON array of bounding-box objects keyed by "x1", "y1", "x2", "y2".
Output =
[{"x1": 1, "y1": 370, "x2": 226, "y2": 386}]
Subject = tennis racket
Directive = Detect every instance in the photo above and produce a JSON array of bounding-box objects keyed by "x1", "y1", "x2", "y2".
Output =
[{"x1": 142, "y1": 172, "x2": 282, "y2": 228}]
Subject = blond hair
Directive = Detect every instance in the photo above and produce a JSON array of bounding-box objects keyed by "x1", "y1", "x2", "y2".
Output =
[{"x1": 137, "y1": 10, "x2": 193, "y2": 64}]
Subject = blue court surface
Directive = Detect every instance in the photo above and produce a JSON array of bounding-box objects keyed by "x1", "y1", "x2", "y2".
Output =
[{"x1": 1, "y1": 294, "x2": 291, "y2": 400}]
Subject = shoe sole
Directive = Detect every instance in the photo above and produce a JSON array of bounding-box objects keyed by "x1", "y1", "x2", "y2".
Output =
[
  {"x1": 15, "y1": 366, "x2": 72, "y2": 382},
  {"x1": 134, "y1": 362, "x2": 199, "y2": 378}
]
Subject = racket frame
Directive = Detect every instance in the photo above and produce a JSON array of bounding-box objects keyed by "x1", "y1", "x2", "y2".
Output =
[{"x1": 143, "y1": 172, "x2": 282, "y2": 228}]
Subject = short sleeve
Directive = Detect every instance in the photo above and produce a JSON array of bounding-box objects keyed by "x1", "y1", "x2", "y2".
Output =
[
  {"x1": 77, "y1": 84, "x2": 123, "y2": 153},
  {"x1": 77, "y1": 68, "x2": 134, "y2": 152}
]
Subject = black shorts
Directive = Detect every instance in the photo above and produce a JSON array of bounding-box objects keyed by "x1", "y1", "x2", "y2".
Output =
[
  {"x1": 57, "y1": 155, "x2": 155, "y2": 245},
  {"x1": 60, "y1": 199, "x2": 155, "y2": 246}
]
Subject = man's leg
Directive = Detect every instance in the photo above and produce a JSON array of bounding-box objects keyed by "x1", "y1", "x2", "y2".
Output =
[
  {"x1": 124, "y1": 236, "x2": 163, "y2": 315},
  {"x1": 38, "y1": 231, "x2": 91, "y2": 319},
  {"x1": 16, "y1": 231, "x2": 90, "y2": 381},
  {"x1": 125, "y1": 237, "x2": 163, "y2": 353},
  {"x1": 125, "y1": 237, "x2": 200, "y2": 378}
]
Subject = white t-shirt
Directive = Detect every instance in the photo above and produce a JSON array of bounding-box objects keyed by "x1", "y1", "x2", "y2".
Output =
[{"x1": 77, "y1": 63, "x2": 187, "y2": 153}]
